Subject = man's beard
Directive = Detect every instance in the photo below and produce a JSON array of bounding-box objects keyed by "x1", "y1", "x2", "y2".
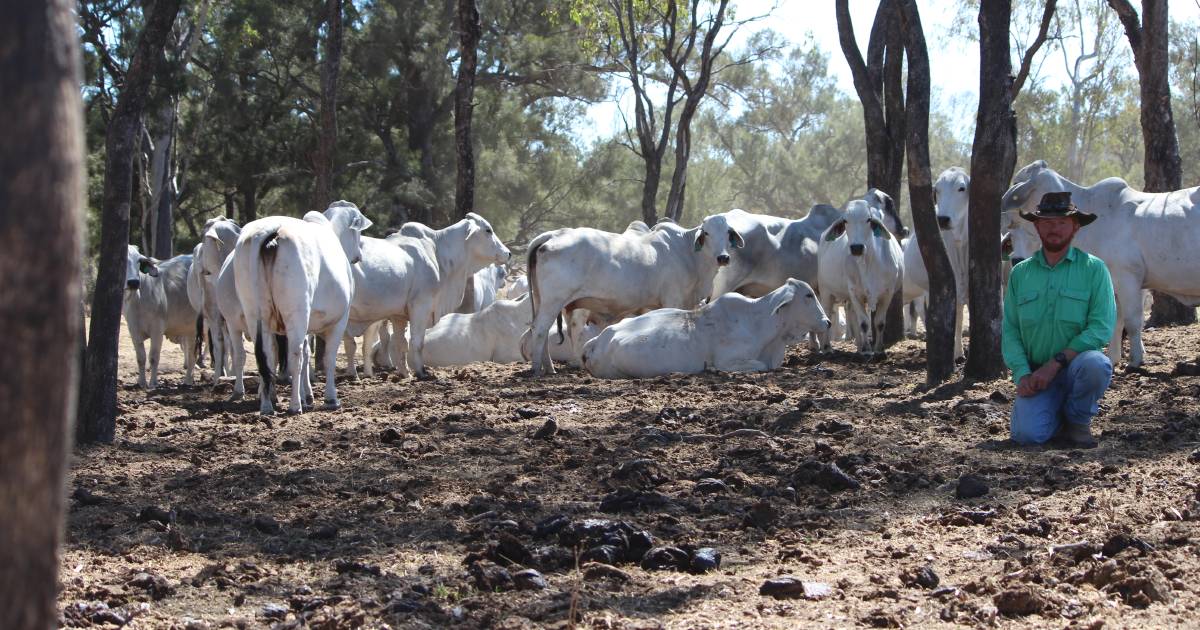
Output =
[{"x1": 1042, "y1": 239, "x2": 1069, "y2": 254}]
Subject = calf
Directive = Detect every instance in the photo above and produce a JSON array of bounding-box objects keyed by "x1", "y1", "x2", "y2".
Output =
[
  {"x1": 124, "y1": 245, "x2": 201, "y2": 389},
  {"x1": 581, "y1": 279, "x2": 830, "y2": 378},
  {"x1": 817, "y1": 199, "x2": 904, "y2": 354},
  {"x1": 234, "y1": 201, "x2": 372, "y2": 414},
  {"x1": 422, "y1": 294, "x2": 593, "y2": 367}
]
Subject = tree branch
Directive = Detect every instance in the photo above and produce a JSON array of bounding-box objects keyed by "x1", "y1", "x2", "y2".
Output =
[{"x1": 1012, "y1": 0, "x2": 1056, "y2": 98}]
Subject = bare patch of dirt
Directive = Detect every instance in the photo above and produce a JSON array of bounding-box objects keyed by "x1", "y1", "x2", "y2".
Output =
[{"x1": 59, "y1": 320, "x2": 1200, "y2": 627}]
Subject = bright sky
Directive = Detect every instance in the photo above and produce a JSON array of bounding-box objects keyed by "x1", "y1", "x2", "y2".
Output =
[{"x1": 585, "y1": 0, "x2": 1200, "y2": 144}]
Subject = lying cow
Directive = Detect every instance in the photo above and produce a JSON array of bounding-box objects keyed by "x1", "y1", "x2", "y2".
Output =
[
  {"x1": 817, "y1": 199, "x2": 904, "y2": 354},
  {"x1": 581, "y1": 279, "x2": 830, "y2": 378},
  {"x1": 234, "y1": 201, "x2": 372, "y2": 414},
  {"x1": 342, "y1": 212, "x2": 510, "y2": 380},
  {"x1": 422, "y1": 294, "x2": 592, "y2": 367},
  {"x1": 901, "y1": 167, "x2": 969, "y2": 359},
  {"x1": 1002, "y1": 160, "x2": 1200, "y2": 368},
  {"x1": 525, "y1": 214, "x2": 744, "y2": 376},
  {"x1": 124, "y1": 245, "x2": 201, "y2": 389}
]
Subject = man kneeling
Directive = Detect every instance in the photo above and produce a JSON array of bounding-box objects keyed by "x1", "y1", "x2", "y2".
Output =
[{"x1": 1002, "y1": 192, "x2": 1116, "y2": 448}]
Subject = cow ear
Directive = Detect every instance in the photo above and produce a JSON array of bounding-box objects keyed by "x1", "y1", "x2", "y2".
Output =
[
  {"x1": 771, "y1": 295, "x2": 793, "y2": 316},
  {"x1": 728, "y1": 228, "x2": 744, "y2": 249},
  {"x1": 824, "y1": 220, "x2": 846, "y2": 241},
  {"x1": 139, "y1": 257, "x2": 160, "y2": 276},
  {"x1": 466, "y1": 220, "x2": 481, "y2": 239},
  {"x1": 870, "y1": 219, "x2": 892, "y2": 240},
  {"x1": 693, "y1": 231, "x2": 707, "y2": 251},
  {"x1": 353, "y1": 213, "x2": 373, "y2": 232}
]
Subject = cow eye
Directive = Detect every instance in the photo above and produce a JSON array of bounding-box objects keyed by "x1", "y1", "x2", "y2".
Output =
[{"x1": 805, "y1": 293, "x2": 814, "y2": 298}]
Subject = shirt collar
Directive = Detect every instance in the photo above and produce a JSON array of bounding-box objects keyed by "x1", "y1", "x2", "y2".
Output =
[{"x1": 1034, "y1": 246, "x2": 1078, "y2": 268}]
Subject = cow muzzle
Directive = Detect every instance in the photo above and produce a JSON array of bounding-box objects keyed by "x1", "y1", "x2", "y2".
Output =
[
  {"x1": 126, "y1": 279, "x2": 140, "y2": 290},
  {"x1": 716, "y1": 253, "x2": 730, "y2": 266},
  {"x1": 937, "y1": 216, "x2": 952, "y2": 230},
  {"x1": 849, "y1": 244, "x2": 865, "y2": 257}
]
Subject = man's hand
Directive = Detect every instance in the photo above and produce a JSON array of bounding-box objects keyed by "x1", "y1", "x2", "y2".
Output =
[
  {"x1": 1029, "y1": 363, "x2": 1060, "y2": 392},
  {"x1": 1016, "y1": 375, "x2": 1037, "y2": 398}
]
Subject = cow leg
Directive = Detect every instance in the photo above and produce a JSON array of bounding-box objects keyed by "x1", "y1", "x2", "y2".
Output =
[
  {"x1": 408, "y1": 321, "x2": 430, "y2": 380},
  {"x1": 953, "y1": 299, "x2": 965, "y2": 361},
  {"x1": 389, "y1": 317, "x2": 410, "y2": 378},
  {"x1": 530, "y1": 307, "x2": 560, "y2": 376},
  {"x1": 255, "y1": 329, "x2": 279, "y2": 415},
  {"x1": 848, "y1": 297, "x2": 870, "y2": 355},
  {"x1": 300, "y1": 336, "x2": 315, "y2": 410},
  {"x1": 816, "y1": 292, "x2": 836, "y2": 352},
  {"x1": 284, "y1": 323, "x2": 308, "y2": 415},
  {"x1": 323, "y1": 317, "x2": 349, "y2": 409},
  {"x1": 182, "y1": 332, "x2": 197, "y2": 387},
  {"x1": 343, "y1": 334, "x2": 359, "y2": 381},
  {"x1": 1112, "y1": 274, "x2": 1145, "y2": 368},
  {"x1": 223, "y1": 326, "x2": 235, "y2": 374},
  {"x1": 362, "y1": 321, "x2": 380, "y2": 378},
  {"x1": 210, "y1": 315, "x2": 225, "y2": 381},
  {"x1": 148, "y1": 333, "x2": 164, "y2": 390},
  {"x1": 131, "y1": 332, "x2": 148, "y2": 389},
  {"x1": 227, "y1": 321, "x2": 245, "y2": 399}
]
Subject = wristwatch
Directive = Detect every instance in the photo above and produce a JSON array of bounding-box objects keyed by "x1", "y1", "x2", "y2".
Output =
[{"x1": 1054, "y1": 352, "x2": 1070, "y2": 368}]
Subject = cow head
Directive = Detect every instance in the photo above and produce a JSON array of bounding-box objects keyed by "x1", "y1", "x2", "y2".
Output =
[
  {"x1": 324, "y1": 200, "x2": 373, "y2": 265},
  {"x1": 826, "y1": 200, "x2": 892, "y2": 257},
  {"x1": 864, "y1": 188, "x2": 908, "y2": 239},
  {"x1": 999, "y1": 160, "x2": 1064, "y2": 263},
  {"x1": 933, "y1": 167, "x2": 970, "y2": 246},
  {"x1": 769, "y1": 279, "x2": 832, "y2": 339},
  {"x1": 693, "y1": 213, "x2": 744, "y2": 267},
  {"x1": 126, "y1": 245, "x2": 159, "y2": 290},
  {"x1": 200, "y1": 218, "x2": 241, "y2": 277},
  {"x1": 464, "y1": 212, "x2": 512, "y2": 266}
]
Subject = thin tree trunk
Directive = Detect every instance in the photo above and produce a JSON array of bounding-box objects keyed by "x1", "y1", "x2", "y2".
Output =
[
  {"x1": 966, "y1": 0, "x2": 1016, "y2": 380},
  {"x1": 0, "y1": 1, "x2": 84, "y2": 626},
  {"x1": 78, "y1": 0, "x2": 183, "y2": 444},
  {"x1": 148, "y1": 104, "x2": 176, "y2": 258},
  {"x1": 640, "y1": 163, "x2": 662, "y2": 226},
  {"x1": 454, "y1": 0, "x2": 481, "y2": 222},
  {"x1": 313, "y1": 0, "x2": 343, "y2": 213},
  {"x1": 898, "y1": 0, "x2": 955, "y2": 384},
  {"x1": 240, "y1": 180, "x2": 257, "y2": 226}
]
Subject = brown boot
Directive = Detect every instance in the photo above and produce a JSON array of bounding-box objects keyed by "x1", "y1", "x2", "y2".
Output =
[{"x1": 1063, "y1": 422, "x2": 1098, "y2": 449}]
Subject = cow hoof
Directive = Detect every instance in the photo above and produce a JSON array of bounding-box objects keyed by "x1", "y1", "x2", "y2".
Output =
[
  {"x1": 227, "y1": 392, "x2": 243, "y2": 402},
  {"x1": 322, "y1": 400, "x2": 341, "y2": 411},
  {"x1": 415, "y1": 371, "x2": 436, "y2": 382},
  {"x1": 288, "y1": 407, "x2": 303, "y2": 415},
  {"x1": 260, "y1": 409, "x2": 276, "y2": 417}
]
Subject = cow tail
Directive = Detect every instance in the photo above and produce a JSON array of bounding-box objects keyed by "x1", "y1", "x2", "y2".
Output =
[
  {"x1": 194, "y1": 314, "x2": 205, "y2": 362},
  {"x1": 555, "y1": 312, "x2": 565, "y2": 345},
  {"x1": 254, "y1": 321, "x2": 274, "y2": 395},
  {"x1": 527, "y1": 235, "x2": 546, "y2": 329}
]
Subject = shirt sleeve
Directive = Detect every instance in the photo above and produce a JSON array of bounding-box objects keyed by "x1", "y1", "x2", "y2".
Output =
[
  {"x1": 1001, "y1": 270, "x2": 1032, "y2": 385},
  {"x1": 1066, "y1": 258, "x2": 1117, "y2": 354}
]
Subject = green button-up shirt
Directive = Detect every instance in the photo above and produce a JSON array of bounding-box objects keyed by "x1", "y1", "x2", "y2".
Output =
[{"x1": 1002, "y1": 246, "x2": 1116, "y2": 384}]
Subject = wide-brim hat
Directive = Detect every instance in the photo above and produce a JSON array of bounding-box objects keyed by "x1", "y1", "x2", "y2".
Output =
[{"x1": 1019, "y1": 191, "x2": 1097, "y2": 226}]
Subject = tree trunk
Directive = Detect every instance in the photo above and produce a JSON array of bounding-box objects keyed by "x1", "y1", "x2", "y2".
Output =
[
  {"x1": 313, "y1": 0, "x2": 343, "y2": 213},
  {"x1": 77, "y1": 0, "x2": 183, "y2": 444},
  {"x1": 1108, "y1": 0, "x2": 1194, "y2": 326},
  {"x1": 0, "y1": 1, "x2": 84, "y2": 627},
  {"x1": 454, "y1": 0, "x2": 481, "y2": 222},
  {"x1": 239, "y1": 180, "x2": 257, "y2": 226},
  {"x1": 897, "y1": 0, "x2": 955, "y2": 384},
  {"x1": 965, "y1": 0, "x2": 1016, "y2": 380},
  {"x1": 640, "y1": 162, "x2": 661, "y2": 226},
  {"x1": 147, "y1": 104, "x2": 176, "y2": 258}
]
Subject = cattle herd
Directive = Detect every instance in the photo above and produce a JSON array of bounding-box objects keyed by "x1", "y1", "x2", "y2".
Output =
[{"x1": 120, "y1": 161, "x2": 1200, "y2": 414}]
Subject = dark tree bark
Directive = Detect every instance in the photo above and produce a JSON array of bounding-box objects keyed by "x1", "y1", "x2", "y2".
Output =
[
  {"x1": 313, "y1": 0, "x2": 344, "y2": 213},
  {"x1": 897, "y1": 0, "x2": 956, "y2": 383},
  {"x1": 1108, "y1": 0, "x2": 1195, "y2": 326},
  {"x1": 965, "y1": 0, "x2": 1019, "y2": 380},
  {"x1": 453, "y1": 0, "x2": 481, "y2": 221},
  {"x1": 0, "y1": 0, "x2": 84, "y2": 626},
  {"x1": 836, "y1": 0, "x2": 907, "y2": 347},
  {"x1": 77, "y1": 0, "x2": 183, "y2": 444},
  {"x1": 239, "y1": 179, "x2": 257, "y2": 226},
  {"x1": 662, "y1": 0, "x2": 731, "y2": 222}
]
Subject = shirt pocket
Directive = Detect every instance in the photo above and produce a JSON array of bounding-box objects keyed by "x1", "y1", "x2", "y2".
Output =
[
  {"x1": 1057, "y1": 288, "x2": 1089, "y2": 325},
  {"x1": 1017, "y1": 290, "x2": 1042, "y2": 324}
]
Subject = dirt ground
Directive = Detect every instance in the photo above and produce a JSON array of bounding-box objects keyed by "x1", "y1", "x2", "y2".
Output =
[{"x1": 59, "y1": 319, "x2": 1200, "y2": 629}]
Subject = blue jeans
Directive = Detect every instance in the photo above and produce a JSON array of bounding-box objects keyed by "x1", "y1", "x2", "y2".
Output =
[{"x1": 1010, "y1": 350, "x2": 1113, "y2": 444}]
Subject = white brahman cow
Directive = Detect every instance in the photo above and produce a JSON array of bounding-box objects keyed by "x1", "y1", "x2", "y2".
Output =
[
  {"x1": 124, "y1": 245, "x2": 201, "y2": 389},
  {"x1": 580, "y1": 278, "x2": 831, "y2": 378},
  {"x1": 901, "y1": 167, "x2": 970, "y2": 359},
  {"x1": 342, "y1": 212, "x2": 511, "y2": 380},
  {"x1": 455, "y1": 263, "x2": 507, "y2": 314},
  {"x1": 817, "y1": 199, "x2": 904, "y2": 355},
  {"x1": 524, "y1": 215, "x2": 744, "y2": 376},
  {"x1": 191, "y1": 217, "x2": 241, "y2": 383},
  {"x1": 234, "y1": 201, "x2": 372, "y2": 414},
  {"x1": 711, "y1": 204, "x2": 843, "y2": 299},
  {"x1": 421, "y1": 294, "x2": 593, "y2": 367},
  {"x1": 1002, "y1": 160, "x2": 1200, "y2": 368}
]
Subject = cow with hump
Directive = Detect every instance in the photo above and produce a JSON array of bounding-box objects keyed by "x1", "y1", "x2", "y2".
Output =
[
  {"x1": 580, "y1": 278, "x2": 831, "y2": 378},
  {"x1": 233, "y1": 201, "x2": 372, "y2": 415},
  {"x1": 902, "y1": 167, "x2": 970, "y2": 359},
  {"x1": 1002, "y1": 160, "x2": 1200, "y2": 368},
  {"x1": 124, "y1": 245, "x2": 202, "y2": 389},
  {"x1": 524, "y1": 214, "x2": 745, "y2": 376}
]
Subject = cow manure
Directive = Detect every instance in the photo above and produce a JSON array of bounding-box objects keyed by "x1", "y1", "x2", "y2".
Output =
[
  {"x1": 533, "y1": 513, "x2": 570, "y2": 538},
  {"x1": 689, "y1": 547, "x2": 722, "y2": 573},
  {"x1": 815, "y1": 419, "x2": 854, "y2": 435},
  {"x1": 993, "y1": 586, "x2": 1049, "y2": 616},
  {"x1": 260, "y1": 603, "x2": 289, "y2": 620},
  {"x1": 900, "y1": 565, "x2": 939, "y2": 589},
  {"x1": 1102, "y1": 532, "x2": 1154, "y2": 557},
  {"x1": 252, "y1": 515, "x2": 282, "y2": 535},
  {"x1": 743, "y1": 500, "x2": 779, "y2": 529},
  {"x1": 72, "y1": 487, "x2": 106, "y2": 506},
  {"x1": 280, "y1": 439, "x2": 302, "y2": 451},
  {"x1": 758, "y1": 577, "x2": 833, "y2": 600},
  {"x1": 641, "y1": 546, "x2": 691, "y2": 571},
  {"x1": 599, "y1": 488, "x2": 673, "y2": 513},
  {"x1": 515, "y1": 407, "x2": 542, "y2": 419},
  {"x1": 128, "y1": 571, "x2": 174, "y2": 600},
  {"x1": 469, "y1": 560, "x2": 512, "y2": 592},
  {"x1": 693, "y1": 478, "x2": 730, "y2": 495},
  {"x1": 512, "y1": 569, "x2": 547, "y2": 591},
  {"x1": 308, "y1": 524, "x2": 339, "y2": 540},
  {"x1": 333, "y1": 559, "x2": 382, "y2": 576},
  {"x1": 955, "y1": 474, "x2": 990, "y2": 499},
  {"x1": 581, "y1": 544, "x2": 623, "y2": 565},
  {"x1": 531, "y1": 418, "x2": 558, "y2": 440},
  {"x1": 793, "y1": 460, "x2": 860, "y2": 492}
]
